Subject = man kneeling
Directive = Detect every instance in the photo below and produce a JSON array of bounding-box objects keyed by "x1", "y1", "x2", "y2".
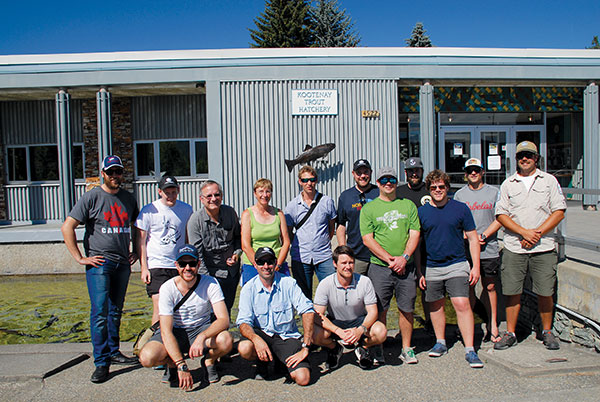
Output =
[
  {"x1": 236, "y1": 247, "x2": 315, "y2": 386},
  {"x1": 313, "y1": 245, "x2": 387, "y2": 369},
  {"x1": 139, "y1": 244, "x2": 233, "y2": 391}
]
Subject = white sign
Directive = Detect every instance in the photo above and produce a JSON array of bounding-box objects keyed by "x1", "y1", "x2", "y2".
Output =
[
  {"x1": 453, "y1": 143, "x2": 463, "y2": 156},
  {"x1": 489, "y1": 143, "x2": 498, "y2": 155},
  {"x1": 291, "y1": 89, "x2": 338, "y2": 115},
  {"x1": 488, "y1": 155, "x2": 502, "y2": 170}
]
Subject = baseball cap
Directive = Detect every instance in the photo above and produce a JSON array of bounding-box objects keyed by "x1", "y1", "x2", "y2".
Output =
[
  {"x1": 405, "y1": 157, "x2": 423, "y2": 169},
  {"x1": 516, "y1": 141, "x2": 539, "y2": 155},
  {"x1": 464, "y1": 158, "x2": 483, "y2": 170},
  {"x1": 254, "y1": 247, "x2": 276, "y2": 263},
  {"x1": 353, "y1": 159, "x2": 372, "y2": 171},
  {"x1": 176, "y1": 244, "x2": 199, "y2": 261},
  {"x1": 101, "y1": 155, "x2": 124, "y2": 171},
  {"x1": 376, "y1": 166, "x2": 397, "y2": 181},
  {"x1": 159, "y1": 175, "x2": 179, "y2": 190}
]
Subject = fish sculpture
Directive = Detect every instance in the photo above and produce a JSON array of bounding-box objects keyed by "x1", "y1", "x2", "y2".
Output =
[{"x1": 285, "y1": 143, "x2": 336, "y2": 172}]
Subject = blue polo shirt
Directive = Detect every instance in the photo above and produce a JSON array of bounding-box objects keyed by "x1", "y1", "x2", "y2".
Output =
[
  {"x1": 236, "y1": 272, "x2": 314, "y2": 339},
  {"x1": 284, "y1": 192, "x2": 337, "y2": 264}
]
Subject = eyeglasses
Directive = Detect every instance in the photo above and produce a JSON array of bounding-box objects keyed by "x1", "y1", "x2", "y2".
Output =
[
  {"x1": 516, "y1": 151, "x2": 536, "y2": 160},
  {"x1": 378, "y1": 177, "x2": 398, "y2": 185},
  {"x1": 256, "y1": 259, "x2": 276, "y2": 266},
  {"x1": 466, "y1": 168, "x2": 482, "y2": 175},
  {"x1": 300, "y1": 177, "x2": 317, "y2": 183},
  {"x1": 202, "y1": 192, "x2": 221, "y2": 199},
  {"x1": 177, "y1": 260, "x2": 198, "y2": 267},
  {"x1": 430, "y1": 185, "x2": 446, "y2": 191},
  {"x1": 104, "y1": 168, "x2": 123, "y2": 176}
]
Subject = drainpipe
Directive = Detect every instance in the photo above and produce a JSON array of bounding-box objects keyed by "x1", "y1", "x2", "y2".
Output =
[
  {"x1": 56, "y1": 89, "x2": 74, "y2": 220},
  {"x1": 96, "y1": 88, "x2": 112, "y2": 172},
  {"x1": 583, "y1": 83, "x2": 599, "y2": 208},
  {"x1": 419, "y1": 82, "x2": 435, "y2": 174}
]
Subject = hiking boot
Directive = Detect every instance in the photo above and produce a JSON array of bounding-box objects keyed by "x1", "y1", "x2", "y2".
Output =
[
  {"x1": 90, "y1": 366, "x2": 109, "y2": 383},
  {"x1": 428, "y1": 342, "x2": 448, "y2": 357},
  {"x1": 400, "y1": 348, "x2": 418, "y2": 364},
  {"x1": 326, "y1": 342, "x2": 343, "y2": 370},
  {"x1": 543, "y1": 331, "x2": 560, "y2": 350},
  {"x1": 465, "y1": 351, "x2": 484, "y2": 368},
  {"x1": 354, "y1": 346, "x2": 373, "y2": 369},
  {"x1": 494, "y1": 332, "x2": 517, "y2": 350},
  {"x1": 372, "y1": 344, "x2": 386, "y2": 366}
]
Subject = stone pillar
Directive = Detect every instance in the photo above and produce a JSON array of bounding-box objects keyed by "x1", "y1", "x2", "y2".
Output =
[
  {"x1": 96, "y1": 88, "x2": 112, "y2": 167},
  {"x1": 56, "y1": 90, "x2": 74, "y2": 220},
  {"x1": 111, "y1": 98, "x2": 134, "y2": 193},
  {"x1": 583, "y1": 83, "x2": 599, "y2": 208},
  {"x1": 419, "y1": 82, "x2": 435, "y2": 174}
]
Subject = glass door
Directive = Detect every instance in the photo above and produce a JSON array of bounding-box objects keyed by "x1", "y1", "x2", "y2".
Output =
[
  {"x1": 438, "y1": 128, "x2": 477, "y2": 185},
  {"x1": 478, "y1": 128, "x2": 509, "y2": 186}
]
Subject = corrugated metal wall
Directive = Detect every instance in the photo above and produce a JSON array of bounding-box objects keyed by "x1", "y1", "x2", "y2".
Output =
[
  {"x1": 5, "y1": 183, "x2": 86, "y2": 221},
  {"x1": 0, "y1": 99, "x2": 83, "y2": 145},
  {"x1": 131, "y1": 95, "x2": 207, "y2": 140},
  {"x1": 135, "y1": 179, "x2": 205, "y2": 212},
  {"x1": 221, "y1": 79, "x2": 400, "y2": 214}
]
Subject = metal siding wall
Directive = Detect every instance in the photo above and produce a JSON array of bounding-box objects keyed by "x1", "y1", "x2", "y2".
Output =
[
  {"x1": 134, "y1": 180, "x2": 204, "y2": 211},
  {"x1": 0, "y1": 99, "x2": 83, "y2": 145},
  {"x1": 220, "y1": 80, "x2": 399, "y2": 214},
  {"x1": 131, "y1": 95, "x2": 207, "y2": 140}
]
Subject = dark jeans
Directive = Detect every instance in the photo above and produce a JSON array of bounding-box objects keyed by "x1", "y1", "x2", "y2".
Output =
[
  {"x1": 291, "y1": 258, "x2": 335, "y2": 299},
  {"x1": 85, "y1": 258, "x2": 131, "y2": 367}
]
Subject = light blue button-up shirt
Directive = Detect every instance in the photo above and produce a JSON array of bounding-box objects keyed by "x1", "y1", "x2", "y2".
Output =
[
  {"x1": 284, "y1": 191, "x2": 337, "y2": 264},
  {"x1": 236, "y1": 272, "x2": 314, "y2": 340}
]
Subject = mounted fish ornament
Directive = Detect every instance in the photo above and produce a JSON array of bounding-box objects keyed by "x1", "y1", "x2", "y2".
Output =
[{"x1": 284, "y1": 143, "x2": 336, "y2": 172}]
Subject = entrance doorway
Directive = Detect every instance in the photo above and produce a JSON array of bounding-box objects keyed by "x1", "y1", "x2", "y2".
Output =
[{"x1": 438, "y1": 125, "x2": 545, "y2": 185}]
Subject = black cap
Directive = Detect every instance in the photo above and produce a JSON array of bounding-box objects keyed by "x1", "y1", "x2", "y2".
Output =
[
  {"x1": 159, "y1": 175, "x2": 179, "y2": 190},
  {"x1": 254, "y1": 247, "x2": 276, "y2": 263},
  {"x1": 353, "y1": 159, "x2": 372, "y2": 171},
  {"x1": 405, "y1": 157, "x2": 423, "y2": 169}
]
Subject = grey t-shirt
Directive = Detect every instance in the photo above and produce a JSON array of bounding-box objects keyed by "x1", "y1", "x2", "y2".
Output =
[
  {"x1": 453, "y1": 184, "x2": 500, "y2": 259},
  {"x1": 313, "y1": 273, "x2": 377, "y2": 321},
  {"x1": 69, "y1": 187, "x2": 139, "y2": 263}
]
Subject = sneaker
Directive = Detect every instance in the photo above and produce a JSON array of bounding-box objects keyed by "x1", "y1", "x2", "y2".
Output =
[
  {"x1": 205, "y1": 364, "x2": 220, "y2": 383},
  {"x1": 372, "y1": 345, "x2": 386, "y2": 366},
  {"x1": 465, "y1": 351, "x2": 484, "y2": 368},
  {"x1": 354, "y1": 346, "x2": 373, "y2": 369},
  {"x1": 110, "y1": 351, "x2": 138, "y2": 365},
  {"x1": 400, "y1": 348, "x2": 418, "y2": 364},
  {"x1": 255, "y1": 361, "x2": 268, "y2": 380},
  {"x1": 543, "y1": 331, "x2": 560, "y2": 350},
  {"x1": 90, "y1": 366, "x2": 109, "y2": 383},
  {"x1": 326, "y1": 342, "x2": 343, "y2": 370},
  {"x1": 161, "y1": 367, "x2": 177, "y2": 384},
  {"x1": 428, "y1": 342, "x2": 448, "y2": 357},
  {"x1": 494, "y1": 332, "x2": 517, "y2": 350}
]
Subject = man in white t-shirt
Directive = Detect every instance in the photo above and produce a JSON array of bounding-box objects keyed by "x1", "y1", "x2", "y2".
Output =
[
  {"x1": 135, "y1": 175, "x2": 193, "y2": 325},
  {"x1": 139, "y1": 244, "x2": 233, "y2": 391}
]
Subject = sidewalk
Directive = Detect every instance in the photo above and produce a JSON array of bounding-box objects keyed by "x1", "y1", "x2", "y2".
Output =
[{"x1": 1, "y1": 327, "x2": 599, "y2": 402}]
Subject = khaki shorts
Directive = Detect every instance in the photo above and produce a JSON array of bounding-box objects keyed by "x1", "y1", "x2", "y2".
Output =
[{"x1": 501, "y1": 249, "x2": 557, "y2": 297}]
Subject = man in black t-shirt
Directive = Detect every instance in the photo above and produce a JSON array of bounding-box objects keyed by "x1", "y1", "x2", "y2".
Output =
[{"x1": 62, "y1": 155, "x2": 139, "y2": 383}]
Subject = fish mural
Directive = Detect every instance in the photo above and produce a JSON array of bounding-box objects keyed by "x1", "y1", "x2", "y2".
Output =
[{"x1": 284, "y1": 143, "x2": 336, "y2": 172}]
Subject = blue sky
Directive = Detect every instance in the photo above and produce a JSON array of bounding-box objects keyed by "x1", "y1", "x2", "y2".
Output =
[{"x1": 2, "y1": 0, "x2": 599, "y2": 55}]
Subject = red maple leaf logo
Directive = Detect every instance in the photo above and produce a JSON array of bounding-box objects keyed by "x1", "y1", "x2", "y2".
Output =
[{"x1": 103, "y1": 202, "x2": 129, "y2": 227}]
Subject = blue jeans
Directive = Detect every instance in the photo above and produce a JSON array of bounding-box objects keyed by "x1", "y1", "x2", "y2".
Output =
[
  {"x1": 291, "y1": 258, "x2": 335, "y2": 299},
  {"x1": 85, "y1": 258, "x2": 131, "y2": 367}
]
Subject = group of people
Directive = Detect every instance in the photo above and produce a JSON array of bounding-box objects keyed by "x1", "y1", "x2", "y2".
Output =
[{"x1": 61, "y1": 140, "x2": 566, "y2": 390}]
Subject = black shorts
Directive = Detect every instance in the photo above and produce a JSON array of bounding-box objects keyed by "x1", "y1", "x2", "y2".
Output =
[
  {"x1": 330, "y1": 316, "x2": 367, "y2": 343},
  {"x1": 149, "y1": 323, "x2": 211, "y2": 355},
  {"x1": 146, "y1": 268, "x2": 179, "y2": 297},
  {"x1": 252, "y1": 329, "x2": 311, "y2": 373},
  {"x1": 480, "y1": 257, "x2": 500, "y2": 277}
]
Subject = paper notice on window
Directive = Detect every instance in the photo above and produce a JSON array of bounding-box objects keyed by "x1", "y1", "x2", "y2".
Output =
[
  {"x1": 487, "y1": 155, "x2": 502, "y2": 171},
  {"x1": 453, "y1": 143, "x2": 463, "y2": 156},
  {"x1": 489, "y1": 143, "x2": 498, "y2": 155}
]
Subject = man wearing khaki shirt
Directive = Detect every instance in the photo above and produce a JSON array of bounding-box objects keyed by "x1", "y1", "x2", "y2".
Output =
[{"x1": 494, "y1": 141, "x2": 566, "y2": 351}]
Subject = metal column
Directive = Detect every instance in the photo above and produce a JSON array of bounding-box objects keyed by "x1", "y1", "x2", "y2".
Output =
[
  {"x1": 205, "y1": 80, "x2": 223, "y2": 184},
  {"x1": 419, "y1": 82, "x2": 436, "y2": 174},
  {"x1": 56, "y1": 90, "x2": 74, "y2": 220},
  {"x1": 96, "y1": 88, "x2": 112, "y2": 168},
  {"x1": 583, "y1": 83, "x2": 599, "y2": 207}
]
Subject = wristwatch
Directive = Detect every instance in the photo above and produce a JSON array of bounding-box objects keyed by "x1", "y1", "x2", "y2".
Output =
[
  {"x1": 402, "y1": 253, "x2": 410, "y2": 261},
  {"x1": 177, "y1": 362, "x2": 189, "y2": 372},
  {"x1": 360, "y1": 325, "x2": 368, "y2": 334},
  {"x1": 481, "y1": 234, "x2": 488, "y2": 242},
  {"x1": 301, "y1": 341, "x2": 310, "y2": 350}
]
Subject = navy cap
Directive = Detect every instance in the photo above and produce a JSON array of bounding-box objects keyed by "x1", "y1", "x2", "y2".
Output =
[
  {"x1": 176, "y1": 244, "x2": 199, "y2": 261},
  {"x1": 353, "y1": 159, "x2": 372, "y2": 171},
  {"x1": 101, "y1": 155, "x2": 124, "y2": 171},
  {"x1": 159, "y1": 175, "x2": 179, "y2": 190}
]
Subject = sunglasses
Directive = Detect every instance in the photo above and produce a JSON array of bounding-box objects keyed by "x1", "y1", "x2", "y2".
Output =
[
  {"x1": 516, "y1": 151, "x2": 536, "y2": 160},
  {"x1": 406, "y1": 169, "x2": 421, "y2": 176},
  {"x1": 256, "y1": 259, "x2": 276, "y2": 266},
  {"x1": 177, "y1": 260, "x2": 198, "y2": 267},
  {"x1": 104, "y1": 168, "x2": 124, "y2": 176},
  {"x1": 378, "y1": 177, "x2": 398, "y2": 185},
  {"x1": 359, "y1": 192, "x2": 367, "y2": 206},
  {"x1": 430, "y1": 185, "x2": 446, "y2": 191},
  {"x1": 466, "y1": 168, "x2": 482, "y2": 175},
  {"x1": 300, "y1": 177, "x2": 317, "y2": 183}
]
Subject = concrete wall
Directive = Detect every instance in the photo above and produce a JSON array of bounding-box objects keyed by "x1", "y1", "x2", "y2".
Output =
[{"x1": 557, "y1": 259, "x2": 600, "y2": 323}]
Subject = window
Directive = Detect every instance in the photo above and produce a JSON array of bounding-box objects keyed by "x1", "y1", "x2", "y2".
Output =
[
  {"x1": 7, "y1": 147, "x2": 27, "y2": 181},
  {"x1": 6, "y1": 144, "x2": 84, "y2": 182},
  {"x1": 30, "y1": 145, "x2": 59, "y2": 181},
  {"x1": 134, "y1": 139, "x2": 208, "y2": 178}
]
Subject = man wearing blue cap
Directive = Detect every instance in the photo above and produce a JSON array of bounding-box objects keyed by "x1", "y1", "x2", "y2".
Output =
[
  {"x1": 139, "y1": 244, "x2": 232, "y2": 391},
  {"x1": 62, "y1": 155, "x2": 140, "y2": 383}
]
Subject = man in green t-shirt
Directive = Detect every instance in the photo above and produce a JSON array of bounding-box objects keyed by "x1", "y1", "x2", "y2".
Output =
[{"x1": 360, "y1": 166, "x2": 421, "y2": 365}]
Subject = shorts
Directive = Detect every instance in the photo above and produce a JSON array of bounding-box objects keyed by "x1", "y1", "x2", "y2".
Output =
[
  {"x1": 367, "y1": 262, "x2": 416, "y2": 313},
  {"x1": 330, "y1": 315, "x2": 367, "y2": 343},
  {"x1": 251, "y1": 329, "x2": 311, "y2": 373},
  {"x1": 501, "y1": 249, "x2": 557, "y2": 297},
  {"x1": 146, "y1": 268, "x2": 179, "y2": 297},
  {"x1": 480, "y1": 257, "x2": 500, "y2": 277},
  {"x1": 353, "y1": 259, "x2": 370, "y2": 276},
  {"x1": 149, "y1": 322, "x2": 211, "y2": 354},
  {"x1": 425, "y1": 276, "x2": 470, "y2": 302}
]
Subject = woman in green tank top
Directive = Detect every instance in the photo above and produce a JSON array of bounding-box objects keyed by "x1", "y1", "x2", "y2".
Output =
[{"x1": 241, "y1": 178, "x2": 291, "y2": 285}]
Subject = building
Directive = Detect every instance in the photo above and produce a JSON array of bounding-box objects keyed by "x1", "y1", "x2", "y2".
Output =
[{"x1": 1, "y1": 47, "x2": 599, "y2": 223}]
